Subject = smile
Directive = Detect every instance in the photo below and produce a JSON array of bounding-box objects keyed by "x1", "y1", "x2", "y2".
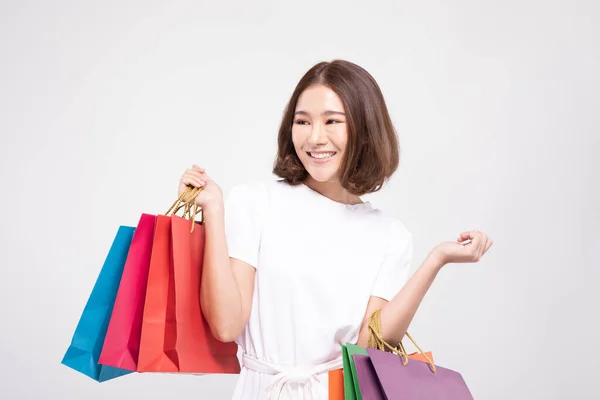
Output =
[{"x1": 308, "y1": 151, "x2": 337, "y2": 160}]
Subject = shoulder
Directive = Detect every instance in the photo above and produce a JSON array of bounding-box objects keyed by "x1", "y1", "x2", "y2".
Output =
[
  {"x1": 225, "y1": 180, "x2": 284, "y2": 219},
  {"x1": 387, "y1": 217, "x2": 412, "y2": 243},
  {"x1": 228, "y1": 179, "x2": 303, "y2": 201},
  {"x1": 226, "y1": 180, "x2": 274, "y2": 202},
  {"x1": 365, "y1": 208, "x2": 412, "y2": 248}
]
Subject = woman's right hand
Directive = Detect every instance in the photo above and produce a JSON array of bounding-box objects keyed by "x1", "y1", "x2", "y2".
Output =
[{"x1": 178, "y1": 165, "x2": 223, "y2": 210}]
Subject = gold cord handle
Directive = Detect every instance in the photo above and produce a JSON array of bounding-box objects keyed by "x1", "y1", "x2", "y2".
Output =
[
  {"x1": 367, "y1": 309, "x2": 436, "y2": 374},
  {"x1": 165, "y1": 186, "x2": 194, "y2": 215},
  {"x1": 165, "y1": 186, "x2": 204, "y2": 232}
]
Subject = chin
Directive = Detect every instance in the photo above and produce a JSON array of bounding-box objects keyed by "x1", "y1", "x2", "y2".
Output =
[{"x1": 305, "y1": 168, "x2": 338, "y2": 183}]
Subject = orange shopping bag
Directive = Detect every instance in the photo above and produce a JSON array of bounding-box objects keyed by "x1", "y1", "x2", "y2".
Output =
[
  {"x1": 137, "y1": 188, "x2": 240, "y2": 374},
  {"x1": 136, "y1": 212, "x2": 179, "y2": 372}
]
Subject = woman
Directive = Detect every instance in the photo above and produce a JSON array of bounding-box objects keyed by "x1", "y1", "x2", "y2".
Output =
[{"x1": 178, "y1": 60, "x2": 493, "y2": 399}]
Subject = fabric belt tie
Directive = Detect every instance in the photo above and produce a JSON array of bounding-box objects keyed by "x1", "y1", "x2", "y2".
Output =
[{"x1": 242, "y1": 353, "x2": 343, "y2": 399}]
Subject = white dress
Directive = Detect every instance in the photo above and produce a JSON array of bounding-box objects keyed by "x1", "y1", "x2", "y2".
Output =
[{"x1": 223, "y1": 180, "x2": 413, "y2": 400}]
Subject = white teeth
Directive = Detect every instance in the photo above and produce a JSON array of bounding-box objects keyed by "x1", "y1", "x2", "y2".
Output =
[{"x1": 310, "y1": 152, "x2": 335, "y2": 159}]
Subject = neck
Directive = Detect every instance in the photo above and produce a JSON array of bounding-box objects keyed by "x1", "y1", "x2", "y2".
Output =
[{"x1": 304, "y1": 176, "x2": 363, "y2": 205}]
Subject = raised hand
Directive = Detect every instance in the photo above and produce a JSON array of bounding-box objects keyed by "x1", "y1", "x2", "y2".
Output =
[
  {"x1": 431, "y1": 230, "x2": 494, "y2": 265},
  {"x1": 178, "y1": 165, "x2": 223, "y2": 210}
]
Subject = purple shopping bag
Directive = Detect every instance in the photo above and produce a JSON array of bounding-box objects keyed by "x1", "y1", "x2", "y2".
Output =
[
  {"x1": 367, "y1": 347, "x2": 474, "y2": 400},
  {"x1": 353, "y1": 355, "x2": 385, "y2": 399}
]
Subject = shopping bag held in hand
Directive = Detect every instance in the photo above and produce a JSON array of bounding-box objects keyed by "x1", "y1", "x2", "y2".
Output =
[
  {"x1": 61, "y1": 226, "x2": 135, "y2": 382},
  {"x1": 332, "y1": 322, "x2": 433, "y2": 400},
  {"x1": 99, "y1": 213, "x2": 156, "y2": 371},
  {"x1": 338, "y1": 345, "x2": 434, "y2": 400},
  {"x1": 137, "y1": 187, "x2": 240, "y2": 374},
  {"x1": 361, "y1": 309, "x2": 474, "y2": 400}
]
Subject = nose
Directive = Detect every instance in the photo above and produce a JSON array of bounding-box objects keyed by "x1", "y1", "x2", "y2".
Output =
[{"x1": 308, "y1": 122, "x2": 328, "y2": 146}]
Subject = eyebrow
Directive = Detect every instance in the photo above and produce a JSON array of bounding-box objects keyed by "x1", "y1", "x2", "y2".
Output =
[{"x1": 294, "y1": 110, "x2": 346, "y2": 117}]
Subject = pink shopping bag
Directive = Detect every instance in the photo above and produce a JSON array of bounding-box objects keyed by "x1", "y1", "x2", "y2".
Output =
[{"x1": 99, "y1": 213, "x2": 156, "y2": 371}]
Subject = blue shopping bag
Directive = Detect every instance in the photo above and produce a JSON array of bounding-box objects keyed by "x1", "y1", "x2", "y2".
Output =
[{"x1": 61, "y1": 225, "x2": 136, "y2": 382}]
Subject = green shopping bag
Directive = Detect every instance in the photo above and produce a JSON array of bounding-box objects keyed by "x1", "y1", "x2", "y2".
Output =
[{"x1": 342, "y1": 342, "x2": 368, "y2": 400}]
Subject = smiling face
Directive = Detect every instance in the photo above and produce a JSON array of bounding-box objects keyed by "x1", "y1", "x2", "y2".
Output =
[{"x1": 291, "y1": 84, "x2": 348, "y2": 184}]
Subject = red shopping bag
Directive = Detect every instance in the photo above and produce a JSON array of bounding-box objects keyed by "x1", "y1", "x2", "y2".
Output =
[
  {"x1": 137, "y1": 214, "x2": 179, "y2": 372},
  {"x1": 137, "y1": 189, "x2": 240, "y2": 373},
  {"x1": 171, "y1": 215, "x2": 240, "y2": 373},
  {"x1": 99, "y1": 213, "x2": 156, "y2": 371}
]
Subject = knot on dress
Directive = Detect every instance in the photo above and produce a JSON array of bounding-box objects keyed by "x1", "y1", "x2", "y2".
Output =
[{"x1": 242, "y1": 353, "x2": 343, "y2": 400}]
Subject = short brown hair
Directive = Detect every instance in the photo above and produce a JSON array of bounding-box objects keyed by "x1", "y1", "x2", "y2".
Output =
[{"x1": 272, "y1": 60, "x2": 400, "y2": 196}]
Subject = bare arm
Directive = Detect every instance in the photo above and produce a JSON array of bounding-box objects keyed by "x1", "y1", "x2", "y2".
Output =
[
  {"x1": 356, "y1": 231, "x2": 493, "y2": 347},
  {"x1": 179, "y1": 165, "x2": 256, "y2": 343},
  {"x1": 200, "y1": 203, "x2": 256, "y2": 343},
  {"x1": 356, "y1": 253, "x2": 442, "y2": 347},
  {"x1": 200, "y1": 203, "x2": 256, "y2": 342},
  {"x1": 378, "y1": 253, "x2": 442, "y2": 344}
]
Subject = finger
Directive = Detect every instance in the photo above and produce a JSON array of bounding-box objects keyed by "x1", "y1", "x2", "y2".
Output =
[
  {"x1": 483, "y1": 239, "x2": 494, "y2": 253},
  {"x1": 470, "y1": 232, "x2": 484, "y2": 260},
  {"x1": 477, "y1": 237, "x2": 486, "y2": 260},
  {"x1": 457, "y1": 232, "x2": 471, "y2": 244},
  {"x1": 181, "y1": 177, "x2": 201, "y2": 188},
  {"x1": 458, "y1": 231, "x2": 474, "y2": 242},
  {"x1": 181, "y1": 174, "x2": 204, "y2": 186},
  {"x1": 184, "y1": 171, "x2": 207, "y2": 185},
  {"x1": 468, "y1": 231, "x2": 480, "y2": 247},
  {"x1": 182, "y1": 173, "x2": 206, "y2": 187},
  {"x1": 476, "y1": 234, "x2": 490, "y2": 260},
  {"x1": 185, "y1": 169, "x2": 204, "y2": 179},
  {"x1": 199, "y1": 171, "x2": 212, "y2": 183},
  {"x1": 192, "y1": 165, "x2": 205, "y2": 172}
]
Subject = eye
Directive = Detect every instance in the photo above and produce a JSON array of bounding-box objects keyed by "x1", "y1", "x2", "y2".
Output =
[
  {"x1": 294, "y1": 119, "x2": 309, "y2": 125},
  {"x1": 326, "y1": 119, "x2": 342, "y2": 124}
]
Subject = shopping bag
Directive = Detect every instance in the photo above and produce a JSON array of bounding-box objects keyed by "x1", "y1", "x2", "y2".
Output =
[
  {"x1": 364, "y1": 308, "x2": 473, "y2": 400},
  {"x1": 367, "y1": 347, "x2": 474, "y2": 400},
  {"x1": 352, "y1": 355, "x2": 384, "y2": 399},
  {"x1": 99, "y1": 214, "x2": 156, "y2": 371},
  {"x1": 171, "y1": 214, "x2": 240, "y2": 373},
  {"x1": 339, "y1": 342, "x2": 434, "y2": 400},
  {"x1": 342, "y1": 343, "x2": 368, "y2": 400},
  {"x1": 137, "y1": 188, "x2": 240, "y2": 373},
  {"x1": 328, "y1": 368, "x2": 345, "y2": 400},
  {"x1": 61, "y1": 226, "x2": 136, "y2": 382},
  {"x1": 136, "y1": 213, "x2": 179, "y2": 372}
]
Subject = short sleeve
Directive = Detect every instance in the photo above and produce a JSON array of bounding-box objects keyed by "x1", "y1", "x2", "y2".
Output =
[
  {"x1": 224, "y1": 183, "x2": 266, "y2": 269},
  {"x1": 370, "y1": 220, "x2": 413, "y2": 301}
]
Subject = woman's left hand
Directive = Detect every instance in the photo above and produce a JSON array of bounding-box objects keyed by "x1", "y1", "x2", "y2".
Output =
[{"x1": 430, "y1": 231, "x2": 494, "y2": 266}]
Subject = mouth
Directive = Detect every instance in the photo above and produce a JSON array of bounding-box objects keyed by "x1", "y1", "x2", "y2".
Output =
[{"x1": 307, "y1": 151, "x2": 337, "y2": 160}]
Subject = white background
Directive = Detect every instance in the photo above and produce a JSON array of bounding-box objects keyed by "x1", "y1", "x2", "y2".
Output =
[{"x1": 1, "y1": 1, "x2": 599, "y2": 399}]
